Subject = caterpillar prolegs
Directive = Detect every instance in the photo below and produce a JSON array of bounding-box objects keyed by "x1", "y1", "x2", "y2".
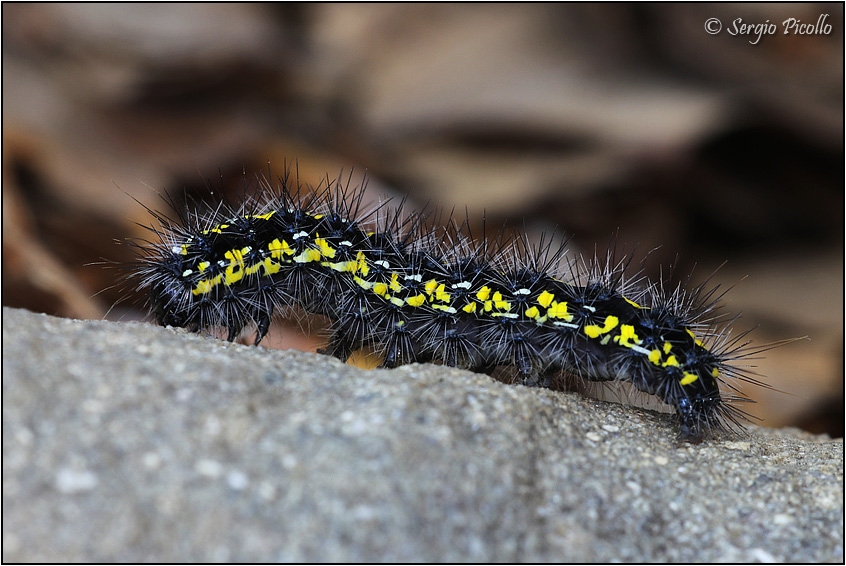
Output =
[{"x1": 126, "y1": 170, "x2": 762, "y2": 442}]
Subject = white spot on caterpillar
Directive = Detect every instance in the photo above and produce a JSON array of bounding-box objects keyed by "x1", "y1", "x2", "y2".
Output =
[
  {"x1": 432, "y1": 305, "x2": 458, "y2": 314},
  {"x1": 293, "y1": 231, "x2": 309, "y2": 240},
  {"x1": 628, "y1": 344, "x2": 653, "y2": 356},
  {"x1": 451, "y1": 281, "x2": 472, "y2": 289},
  {"x1": 405, "y1": 274, "x2": 422, "y2": 282},
  {"x1": 182, "y1": 269, "x2": 193, "y2": 277},
  {"x1": 514, "y1": 288, "x2": 531, "y2": 295},
  {"x1": 374, "y1": 260, "x2": 390, "y2": 269}
]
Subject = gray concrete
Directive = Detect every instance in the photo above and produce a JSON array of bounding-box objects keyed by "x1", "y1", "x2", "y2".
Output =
[{"x1": 3, "y1": 307, "x2": 842, "y2": 562}]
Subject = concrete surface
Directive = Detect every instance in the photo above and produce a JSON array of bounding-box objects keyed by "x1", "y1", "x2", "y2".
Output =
[{"x1": 3, "y1": 307, "x2": 842, "y2": 562}]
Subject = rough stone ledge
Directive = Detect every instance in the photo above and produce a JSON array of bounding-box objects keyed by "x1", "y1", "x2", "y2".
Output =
[{"x1": 3, "y1": 307, "x2": 843, "y2": 562}]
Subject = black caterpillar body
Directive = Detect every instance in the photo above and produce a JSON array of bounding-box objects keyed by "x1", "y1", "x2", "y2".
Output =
[{"x1": 127, "y1": 171, "x2": 758, "y2": 442}]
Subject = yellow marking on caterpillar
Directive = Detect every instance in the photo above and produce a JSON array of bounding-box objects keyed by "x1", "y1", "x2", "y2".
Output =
[
  {"x1": 525, "y1": 306, "x2": 540, "y2": 319},
  {"x1": 462, "y1": 302, "x2": 477, "y2": 313},
  {"x1": 197, "y1": 261, "x2": 210, "y2": 272},
  {"x1": 406, "y1": 294, "x2": 426, "y2": 307},
  {"x1": 584, "y1": 315, "x2": 619, "y2": 339},
  {"x1": 293, "y1": 248, "x2": 321, "y2": 263},
  {"x1": 649, "y1": 349, "x2": 661, "y2": 364},
  {"x1": 222, "y1": 247, "x2": 249, "y2": 286},
  {"x1": 424, "y1": 280, "x2": 450, "y2": 303},
  {"x1": 180, "y1": 245, "x2": 190, "y2": 256},
  {"x1": 686, "y1": 328, "x2": 703, "y2": 346},
  {"x1": 353, "y1": 276, "x2": 373, "y2": 290},
  {"x1": 192, "y1": 273, "x2": 222, "y2": 295},
  {"x1": 261, "y1": 257, "x2": 281, "y2": 275},
  {"x1": 389, "y1": 273, "x2": 402, "y2": 293},
  {"x1": 313, "y1": 237, "x2": 336, "y2": 259},
  {"x1": 662, "y1": 355, "x2": 680, "y2": 368},
  {"x1": 373, "y1": 282, "x2": 389, "y2": 297},
  {"x1": 492, "y1": 291, "x2": 511, "y2": 311},
  {"x1": 245, "y1": 211, "x2": 276, "y2": 220},
  {"x1": 680, "y1": 373, "x2": 699, "y2": 386},
  {"x1": 476, "y1": 286, "x2": 491, "y2": 302},
  {"x1": 546, "y1": 301, "x2": 571, "y2": 321},
  {"x1": 355, "y1": 251, "x2": 370, "y2": 276},
  {"x1": 390, "y1": 297, "x2": 405, "y2": 307},
  {"x1": 245, "y1": 261, "x2": 264, "y2": 277},
  {"x1": 268, "y1": 238, "x2": 294, "y2": 260},
  {"x1": 537, "y1": 290, "x2": 555, "y2": 308},
  {"x1": 614, "y1": 324, "x2": 641, "y2": 348},
  {"x1": 205, "y1": 223, "x2": 230, "y2": 234},
  {"x1": 663, "y1": 342, "x2": 673, "y2": 354},
  {"x1": 623, "y1": 296, "x2": 647, "y2": 309},
  {"x1": 325, "y1": 260, "x2": 357, "y2": 272},
  {"x1": 711, "y1": 367, "x2": 720, "y2": 378}
]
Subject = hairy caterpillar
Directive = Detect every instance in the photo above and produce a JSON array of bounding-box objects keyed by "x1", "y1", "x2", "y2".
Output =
[{"x1": 124, "y1": 168, "x2": 766, "y2": 443}]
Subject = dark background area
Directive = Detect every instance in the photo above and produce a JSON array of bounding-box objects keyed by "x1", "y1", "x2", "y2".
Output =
[{"x1": 3, "y1": 3, "x2": 842, "y2": 435}]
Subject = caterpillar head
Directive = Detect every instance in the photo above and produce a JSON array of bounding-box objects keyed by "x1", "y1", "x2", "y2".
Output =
[
  {"x1": 672, "y1": 362, "x2": 726, "y2": 443},
  {"x1": 675, "y1": 395, "x2": 721, "y2": 443}
]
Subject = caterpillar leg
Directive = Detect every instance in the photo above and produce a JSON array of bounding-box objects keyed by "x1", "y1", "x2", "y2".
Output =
[
  {"x1": 468, "y1": 360, "x2": 497, "y2": 376},
  {"x1": 318, "y1": 331, "x2": 357, "y2": 363},
  {"x1": 514, "y1": 349, "x2": 541, "y2": 385},
  {"x1": 660, "y1": 370, "x2": 724, "y2": 443},
  {"x1": 253, "y1": 311, "x2": 272, "y2": 345},
  {"x1": 520, "y1": 366, "x2": 557, "y2": 389},
  {"x1": 675, "y1": 398, "x2": 707, "y2": 444},
  {"x1": 379, "y1": 329, "x2": 418, "y2": 369}
]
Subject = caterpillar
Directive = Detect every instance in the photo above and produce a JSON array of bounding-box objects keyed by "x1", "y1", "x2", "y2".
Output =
[{"x1": 124, "y1": 168, "x2": 765, "y2": 443}]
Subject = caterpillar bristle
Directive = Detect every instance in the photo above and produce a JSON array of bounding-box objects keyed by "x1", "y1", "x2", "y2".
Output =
[{"x1": 118, "y1": 166, "x2": 784, "y2": 443}]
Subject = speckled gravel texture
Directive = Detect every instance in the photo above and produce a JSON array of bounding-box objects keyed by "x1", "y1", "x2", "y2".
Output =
[{"x1": 3, "y1": 307, "x2": 843, "y2": 562}]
